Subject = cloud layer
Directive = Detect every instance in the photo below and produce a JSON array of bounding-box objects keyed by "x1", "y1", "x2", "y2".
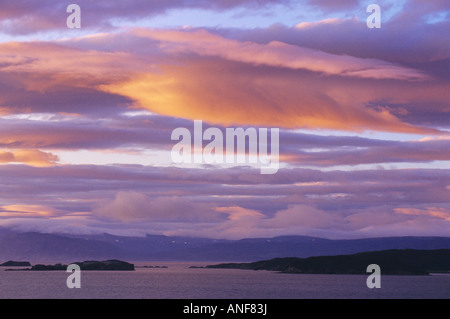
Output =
[{"x1": 0, "y1": 0, "x2": 448, "y2": 239}]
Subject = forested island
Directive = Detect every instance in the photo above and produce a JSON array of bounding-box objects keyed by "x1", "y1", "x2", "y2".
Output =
[
  {"x1": 3, "y1": 259, "x2": 134, "y2": 271},
  {"x1": 206, "y1": 249, "x2": 450, "y2": 275},
  {"x1": 0, "y1": 261, "x2": 31, "y2": 267}
]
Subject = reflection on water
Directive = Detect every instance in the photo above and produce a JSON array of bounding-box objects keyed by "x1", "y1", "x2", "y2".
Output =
[{"x1": 0, "y1": 262, "x2": 449, "y2": 299}]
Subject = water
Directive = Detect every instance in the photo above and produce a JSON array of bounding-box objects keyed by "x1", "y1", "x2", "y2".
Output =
[{"x1": 0, "y1": 262, "x2": 448, "y2": 299}]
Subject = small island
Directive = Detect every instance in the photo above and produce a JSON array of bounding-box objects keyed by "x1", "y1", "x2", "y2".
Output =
[
  {"x1": 0, "y1": 261, "x2": 31, "y2": 267},
  {"x1": 5, "y1": 260, "x2": 134, "y2": 271},
  {"x1": 206, "y1": 249, "x2": 450, "y2": 275},
  {"x1": 73, "y1": 260, "x2": 134, "y2": 271}
]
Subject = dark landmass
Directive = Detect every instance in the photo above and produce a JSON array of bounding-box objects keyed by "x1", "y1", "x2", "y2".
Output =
[
  {"x1": 206, "y1": 249, "x2": 450, "y2": 275},
  {"x1": 1, "y1": 227, "x2": 450, "y2": 261},
  {"x1": 0, "y1": 260, "x2": 31, "y2": 267},
  {"x1": 73, "y1": 260, "x2": 134, "y2": 271},
  {"x1": 11, "y1": 260, "x2": 135, "y2": 271},
  {"x1": 31, "y1": 263, "x2": 66, "y2": 271}
]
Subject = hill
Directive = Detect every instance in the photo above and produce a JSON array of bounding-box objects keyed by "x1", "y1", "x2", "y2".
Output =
[{"x1": 206, "y1": 249, "x2": 450, "y2": 275}]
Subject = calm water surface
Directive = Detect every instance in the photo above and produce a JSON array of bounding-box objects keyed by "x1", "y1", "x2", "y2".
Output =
[{"x1": 0, "y1": 262, "x2": 448, "y2": 299}]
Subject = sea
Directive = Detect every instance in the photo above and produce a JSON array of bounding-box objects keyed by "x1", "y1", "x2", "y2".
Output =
[{"x1": 0, "y1": 262, "x2": 448, "y2": 299}]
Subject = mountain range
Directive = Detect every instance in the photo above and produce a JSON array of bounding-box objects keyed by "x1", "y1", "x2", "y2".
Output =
[{"x1": 1, "y1": 227, "x2": 450, "y2": 262}]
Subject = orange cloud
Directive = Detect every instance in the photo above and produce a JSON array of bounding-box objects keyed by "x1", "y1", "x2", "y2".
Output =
[
  {"x1": 101, "y1": 60, "x2": 434, "y2": 133},
  {"x1": 0, "y1": 204, "x2": 57, "y2": 217},
  {"x1": 0, "y1": 149, "x2": 59, "y2": 166},
  {"x1": 1, "y1": 29, "x2": 446, "y2": 134}
]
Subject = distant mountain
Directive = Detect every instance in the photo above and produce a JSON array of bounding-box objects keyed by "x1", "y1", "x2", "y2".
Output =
[
  {"x1": 0, "y1": 231, "x2": 127, "y2": 261},
  {"x1": 206, "y1": 249, "x2": 450, "y2": 275},
  {"x1": 0, "y1": 228, "x2": 450, "y2": 262}
]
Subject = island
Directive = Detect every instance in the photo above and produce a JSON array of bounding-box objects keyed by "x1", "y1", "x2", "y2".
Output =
[
  {"x1": 206, "y1": 249, "x2": 450, "y2": 275},
  {"x1": 72, "y1": 260, "x2": 134, "y2": 271},
  {"x1": 0, "y1": 261, "x2": 31, "y2": 267},
  {"x1": 6, "y1": 260, "x2": 135, "y2": 271}
]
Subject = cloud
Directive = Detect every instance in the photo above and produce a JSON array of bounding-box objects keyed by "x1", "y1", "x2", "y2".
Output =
[
  {"x1": 102, "y1": 61, "x2": 438, "y2": 133},
  {"x1": 0, "y1": 41, "x2": 149, "y2": 88},
  {"x1": 306, "y1": 0, "x2": 359, "y2": 11},
  {"x1": 0, "y1": 114, "x2": 180, "y2": 150},
  {"x1": 269, "y1": 205, "x2": 339, "y2": 228},
  {"x1": 0, "y1": 0, "x2": 295, "y2": 35},
  {"x1": 0, "y1": 216, "x2": 106, "y2": 235},
  {"x1": 0, "y1": 1, "x2": 448, "y2": 240},
  {"x1": 97, "y1": 28, "x2": 442, "y2": 133},
  {"x1": 230, "y1": 13, "x2": 450, "y2": 66},
  {"x1": 0, "y1": 163, "x2": 447, "y2": 238},
  {"x1": 282, "y1": 135, "x2": 450, "y2": 166},
  {"x1": 395, "y1": 207, "x2": 450, "y2": 221},
  {"x1": 164, "y1": 203, "x2": 450, "y2": 239},
  {"x1": 0, "y1": 204, "x2": 58, "y2": 217},
  {"x1": 1, "y1": 27, "x2": 446, "y2": 133},
  {"x1": 0, "y1": 149, "x2": 59, "y2": 166},
  {"x1": 94, "y1": 191, "x2": 222, "y2": 223},
  {"x1": 133, "y1": 28, "x2": 430, "y2": 81}
]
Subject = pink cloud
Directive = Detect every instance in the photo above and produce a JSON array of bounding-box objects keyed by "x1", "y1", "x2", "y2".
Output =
[
  {"x1": 94, "y1": 192, "x2": 221, "y2": 223},
  {"x1": 395, "y1": 207, "x2": 450, "y2": 221},
  {"x1": 134, "y1": 28, "x2": 429, "y2": 81}
]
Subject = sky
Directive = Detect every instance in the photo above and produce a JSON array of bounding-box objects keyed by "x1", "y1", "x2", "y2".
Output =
[{"x1": 0, "y1": 0, "x2": 448, "y2": 239}]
